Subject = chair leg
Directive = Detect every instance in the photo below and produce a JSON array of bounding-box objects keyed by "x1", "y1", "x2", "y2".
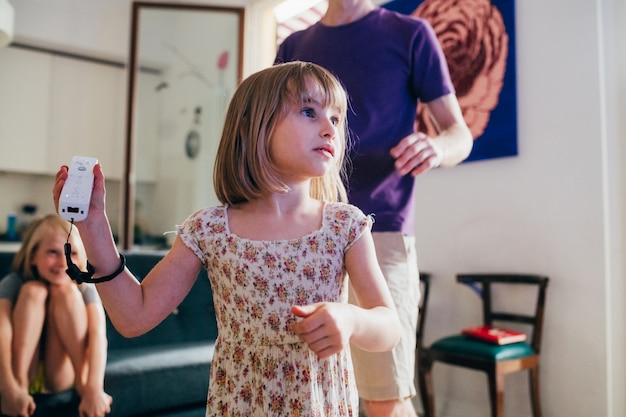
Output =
[
  {"x1": 487, "y1": 371, "x2": 505, "y2": 417},
  {"x1": 529, "y1": 366, "x2": 543, "y2": 417},
  {"x1": 417, "y1": 358, "x2": 436, "y2": 417}
]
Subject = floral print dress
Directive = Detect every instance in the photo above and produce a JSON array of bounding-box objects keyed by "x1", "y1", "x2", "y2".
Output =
[{"x1": 177, "y1": 202, "x2": 370, "y2": 417}]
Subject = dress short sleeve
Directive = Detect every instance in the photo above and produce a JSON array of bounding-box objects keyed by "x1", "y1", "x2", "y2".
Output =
[{"x1": 0, "y1": 273, "x2": 23, "y2": 302}]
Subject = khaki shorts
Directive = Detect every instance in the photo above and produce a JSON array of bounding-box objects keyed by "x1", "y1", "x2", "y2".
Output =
[{"x1": 349, "y1": 232, "x2": 420, "y2": 401}]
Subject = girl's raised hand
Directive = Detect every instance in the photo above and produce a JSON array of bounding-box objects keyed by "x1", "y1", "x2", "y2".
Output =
[
  {"x1": 290, "y1": 303, "x2": 354, "y2": 359},
  {"x1": 53, "y1": 164, "x2": 107, "y2": 221}
]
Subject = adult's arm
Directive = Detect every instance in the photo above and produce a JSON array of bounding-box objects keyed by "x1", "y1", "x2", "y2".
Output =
[{"x1": 391, "y1": 93, "x2": 473, "y2": 176}]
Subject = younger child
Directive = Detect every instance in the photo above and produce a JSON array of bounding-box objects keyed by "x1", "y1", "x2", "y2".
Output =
[
  {"x1": 0, "y1": 214, "x2": 112, "y2": 417},
  {"x1": 53, "y1": 61, "x2": 401, "y2": 417}
]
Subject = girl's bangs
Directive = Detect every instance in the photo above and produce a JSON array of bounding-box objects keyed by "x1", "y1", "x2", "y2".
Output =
[{"x1": 289, "y1": 72, "x2": 347, "y2": 116}]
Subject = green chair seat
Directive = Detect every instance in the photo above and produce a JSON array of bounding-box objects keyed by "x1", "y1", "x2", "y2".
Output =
[{"x1": 431, "y1": 335, "x2": 535, "y2": 361}]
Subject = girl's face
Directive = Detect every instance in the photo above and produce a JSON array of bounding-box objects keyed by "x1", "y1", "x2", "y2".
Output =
[
  {"x1": 270, "y1": 86, "x2": 342, "y2": 182},
  {"x1": 30, "y1": 230, "x2": 82, "y2": 286}
]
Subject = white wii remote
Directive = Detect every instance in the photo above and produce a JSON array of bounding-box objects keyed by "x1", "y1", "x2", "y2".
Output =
[{"x1": 59, "y1": 156, "x2": 98, "y2": 222}]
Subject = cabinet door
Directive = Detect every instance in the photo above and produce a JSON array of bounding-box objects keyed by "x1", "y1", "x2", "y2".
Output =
[
  {"x1": 47, "y1": 56, "x2": 126, "y2": 178},
  {"x1": 0, "y1": 48, "x2": 52, "y2": 174}
]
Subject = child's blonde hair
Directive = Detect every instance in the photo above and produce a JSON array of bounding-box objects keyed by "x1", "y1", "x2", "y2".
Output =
[
  {"x1": 12, "y1": 214, "x2": 87, "y2": 281},
  {"x1": 214, "y1": 61, "x2": 350, "y2": 205}
]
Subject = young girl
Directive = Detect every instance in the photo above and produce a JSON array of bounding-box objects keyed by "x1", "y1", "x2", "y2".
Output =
[
  {"x1": 0, "y1": 214, "x2": 112, "y2": 417},
  {"x1": 53, "y1": 61, "x2": 401, "y2": 416}
]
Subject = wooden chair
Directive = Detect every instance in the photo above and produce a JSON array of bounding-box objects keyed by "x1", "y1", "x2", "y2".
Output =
[{"x1": 416, "y1": 273, "x2": 549, "y2": 417}]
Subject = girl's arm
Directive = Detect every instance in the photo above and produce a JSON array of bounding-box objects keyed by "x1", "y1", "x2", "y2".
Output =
[
  {"x1": 53, "y1": 165, "x2": 202, "y2": 337},
  {"x1": 77, "y1": 301, "x2": 112, "y2": 417},
  {"x1": 342, "y1": 228, "x2": 401, "y2": 351},
  {"x1": 98, "y1": 238, "x2": 202, "y2": 337},
  {"x1": 291, "y1": 228, "x2": 401, "y2": 358}
]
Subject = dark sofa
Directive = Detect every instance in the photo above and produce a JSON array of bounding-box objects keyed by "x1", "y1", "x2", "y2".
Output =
[{"x1": 0, "y1": 250, "x2": 217, "y2": 417}]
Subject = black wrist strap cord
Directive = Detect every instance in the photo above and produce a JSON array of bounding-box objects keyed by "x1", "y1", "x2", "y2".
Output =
[{"x1": 64, "y1": 220, "x2": 126, "y2": 284}]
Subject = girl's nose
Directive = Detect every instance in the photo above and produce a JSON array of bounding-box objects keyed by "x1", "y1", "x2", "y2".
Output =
[{"x1": 320, "y1": 118, "x2": 336, "y2": 139}]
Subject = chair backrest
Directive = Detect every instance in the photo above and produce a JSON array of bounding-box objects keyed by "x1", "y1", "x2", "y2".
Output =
[
  {"x1": 416, "y1": 272, "x2": 431, "y2": 349},
  {"x1": 457, "y1": 274, "x2": 549, "y2": 353}
]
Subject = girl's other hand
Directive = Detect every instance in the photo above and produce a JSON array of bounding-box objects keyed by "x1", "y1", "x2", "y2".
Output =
[{"x1": 290, "y1": 303, "x2": 354, "y2": 359}]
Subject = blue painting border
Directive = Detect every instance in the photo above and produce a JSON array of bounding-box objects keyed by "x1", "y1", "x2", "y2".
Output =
[{"x1": 383, "y1": 0, "x2": 518, "y2": 162}]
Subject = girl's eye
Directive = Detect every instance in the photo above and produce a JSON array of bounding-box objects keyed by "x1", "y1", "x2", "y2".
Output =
[
  {"x1": 330, "y1": 117, "x2": 340, "y2": 126},
  {"x1": 301, "y1": 108, "x2": 315, "y2": 118}
]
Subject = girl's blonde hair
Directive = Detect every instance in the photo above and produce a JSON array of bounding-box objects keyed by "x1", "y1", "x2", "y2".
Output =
[
  {"x1": 12, "y1": 214, "x2": 87, "y2": 281},
  {"x1": 214, "y1": 61, "x2": 350, "y2": 205}
]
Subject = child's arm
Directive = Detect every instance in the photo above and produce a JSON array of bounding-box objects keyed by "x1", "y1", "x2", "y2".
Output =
[
  {"x1": 77, "y1": 301, "x2": 112, "y2": 417},
  {"x1": 342, "y1": 228, "x2": 401, "y2": 350},
  {"x1": 53, "y1": 165, "x2": 203, "y2": 337},
  {"x1": 291, "y1": 228, "x2": 401, "y2": 358}
]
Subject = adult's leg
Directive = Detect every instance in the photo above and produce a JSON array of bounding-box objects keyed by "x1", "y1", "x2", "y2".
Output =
[
  {"x1": 44, "y1": 284, "x2": 88, "y2": 391},
  {"x1": 350, "y1": 232, "x2": 420, "y2": 417}
]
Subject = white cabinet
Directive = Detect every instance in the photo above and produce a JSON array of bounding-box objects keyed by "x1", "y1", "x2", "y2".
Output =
[
  {"x1": 0, "y1": 48, "x2": 52, "y2": 174},
  {"x1": 47, "y1": 55, "x2": 126, "y2": 179},
  {"x1": 0, "y1": 47, "x2": 128, "y2": 179}
]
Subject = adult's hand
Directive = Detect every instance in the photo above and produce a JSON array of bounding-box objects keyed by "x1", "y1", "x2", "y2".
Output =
[{"x1": 390, "y1": 131, "x2": 443, "y2": 177}]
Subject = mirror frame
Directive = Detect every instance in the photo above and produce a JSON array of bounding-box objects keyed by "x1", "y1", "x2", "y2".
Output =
[{"x1": 123, "y1": 1, "x2": 245, "y2": 249}]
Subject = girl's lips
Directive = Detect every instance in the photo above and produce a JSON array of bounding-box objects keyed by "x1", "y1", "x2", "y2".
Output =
[{"x1": 316, "y1": 144, "x2": 335, "y2": 157}]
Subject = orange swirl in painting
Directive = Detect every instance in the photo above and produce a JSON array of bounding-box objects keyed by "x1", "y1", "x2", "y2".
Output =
[{"x1": 414, "y1": 0, "x2": 508, "y2": 140}]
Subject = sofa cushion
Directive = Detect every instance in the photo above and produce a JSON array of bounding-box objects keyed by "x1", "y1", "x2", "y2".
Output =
[
  {"x1": 0, "y1": 389, "x2": 80, "y2": 417},
  {"x1": 105, "y1": 342, "x2": 214, "y2": 417},
  {"x1": 431, "y1": 335, "x2": 535, "y2": 361},
  {"x1": 0, "y1": 251, "x2": 14, "y2": 277}
]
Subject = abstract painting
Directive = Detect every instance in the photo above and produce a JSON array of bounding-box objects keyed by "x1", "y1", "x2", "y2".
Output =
[{"x1": 383, "y1": 0, "x2": 518, "y2": 162}]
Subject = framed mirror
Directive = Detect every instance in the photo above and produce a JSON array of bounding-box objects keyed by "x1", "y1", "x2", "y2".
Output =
[{"x1": 123, "y1": 2, "x2": 244, "y2": 249}]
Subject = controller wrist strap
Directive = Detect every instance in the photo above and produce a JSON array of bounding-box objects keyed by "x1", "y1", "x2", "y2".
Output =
[{"x1": 64, "y1": 221, "x2": 126, "y2": 284}]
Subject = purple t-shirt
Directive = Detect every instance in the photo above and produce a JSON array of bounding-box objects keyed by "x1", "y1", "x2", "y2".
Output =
[{"x1": 276, "y1": 8, "x2": 453, "y2": 235}]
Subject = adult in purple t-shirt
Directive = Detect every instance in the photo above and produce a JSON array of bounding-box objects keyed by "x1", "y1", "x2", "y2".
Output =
[{"x1": 276, "y1": 1, "x2": 472, "y2": 416}]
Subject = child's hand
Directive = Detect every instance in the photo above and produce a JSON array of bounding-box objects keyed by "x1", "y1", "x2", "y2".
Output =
[
  {"x1": 53, "y1": 164, "x2": 107, "y2": 220},
  {"x1": 0, "y1": 385, "x2": 36, "y2": 417},
  {"x1": 78, "y1": 387, "x2": 112, "y2": 417},
  {"x1": 290, "y1": 303, "x2": 354, "y2": 359}
]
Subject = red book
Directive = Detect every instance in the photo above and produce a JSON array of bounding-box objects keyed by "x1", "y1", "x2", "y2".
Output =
[{"x1": 462, "y1": 325, "x2": 527, "y2": 345}]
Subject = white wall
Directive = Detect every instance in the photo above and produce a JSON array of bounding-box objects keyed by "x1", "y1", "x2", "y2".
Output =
[
  {"x1": 605, "y1": 0, "x2": 626, "y2": 412},
  {"x1": 4, "y1": 0, "x2": 625, "y2": 416},
  {"x1": 404, "y1": 0, "x2": 625, "y2": 416}
]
